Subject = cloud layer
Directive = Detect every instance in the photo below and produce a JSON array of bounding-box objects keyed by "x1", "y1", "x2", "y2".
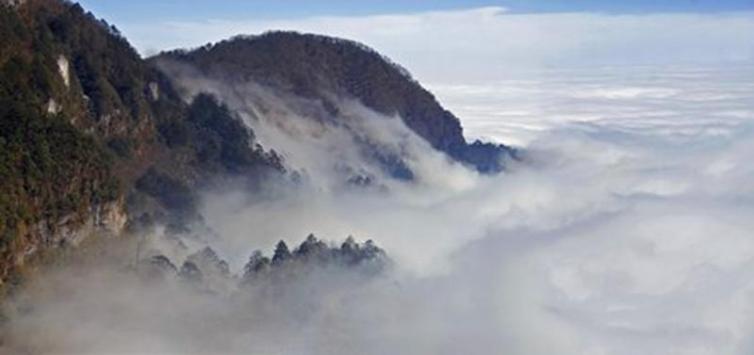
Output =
[
  {"x1": 3, "y1": 6, "x2": 754, "y2": 354},
  {"x1": 122, "y1": 7, "x2": 754, "y2": 84},
  {"x1": 3, "y1": 62, "x2": 753, "y2": 354},
  {"x1": 431, "y1": 64, "x2": 754, "y2": 145}
]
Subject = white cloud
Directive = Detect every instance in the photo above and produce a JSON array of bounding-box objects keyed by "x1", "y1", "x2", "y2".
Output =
[
  {"x1": 123, "y1": 7, "x2": 754, "y2": 84},
  {"x1": 6, "y1": 64, "x2": 754, "y2": 355},
  {"x1": 431, "y1": 64, "x2": 754, "y2": 145},
  {"x1": 4, "y1": 6, "x2": 754, "y2": 355}
]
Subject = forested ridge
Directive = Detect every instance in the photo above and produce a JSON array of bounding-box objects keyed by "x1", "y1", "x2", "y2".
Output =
[
  {"x1": 0, "y1": 0, "x2": 511, "y2": 290},
  {"x1": 0, "y1": 0, "x2": 284, "y2": 288}
]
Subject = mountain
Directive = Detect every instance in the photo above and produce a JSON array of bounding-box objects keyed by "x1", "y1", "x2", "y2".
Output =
[
  {"x1": 155, "y1": 32, "x2": 515, "y2": 177},
  {"x1": 0, "y1": 0, "x2": 514, "y2": 289},
  {"x1": 0, "y1": 0, "x2": 283, "y2": 288}
]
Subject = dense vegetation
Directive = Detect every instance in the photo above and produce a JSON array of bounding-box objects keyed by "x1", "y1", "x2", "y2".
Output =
[
  {"x1": 159, "y1": 93, "x2": 283, "y2": 175},
  {"x1": 0, "y1": 1, "x2": 285, "y2": 286},
  {"x1": 0, "y1": 2, "x2": 125, "y2": 280},
  {"x1": 0, "y1": 98, "x2": 119, "y2": 246},
  {"x1": 141, "y1": 234, "x2": 389, "y2": 287},
  {"x1": 130, "y1": 93, "x2": 285, "y2": 230},
  {"x1": 158, "y1": 31, "x2": 515, "y2": 173},
  {"x1": 241, "y1": 234, "x2": 388, "y2": 282},
  {"x1": 1, "y1": 0, "x2": 511, "y2": 288}
]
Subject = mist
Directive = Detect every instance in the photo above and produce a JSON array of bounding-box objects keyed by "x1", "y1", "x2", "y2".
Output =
[{"x1": 2, "y1": 58, "x2": 754, "y2": 355}]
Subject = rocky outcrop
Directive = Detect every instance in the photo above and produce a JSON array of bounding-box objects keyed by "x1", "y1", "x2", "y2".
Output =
[
  {"x1": 0, "y1": 0, "x2": 286, "y2": 287},
  {"x1": 56, "y1": 55, "x2": 70, "y2": 88},
  {"x1": 1, "y1": 198, "x2": 127, "y2": 288},
  {"x1": 0, "y1": 1, "x2": 513, "y2": 290}
]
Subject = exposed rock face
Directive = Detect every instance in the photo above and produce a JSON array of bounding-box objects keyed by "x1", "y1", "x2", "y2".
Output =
[
  {"x1": 56, "y1": 55, "x2": 69, "y2": 88},
  {"x1": 1, "y1": 0, "x2": 154, "y2": 287},
  {"x1": 45, "y1": 200, "x2": 127, "y2": 247},
  {"x1": 45, "y1": 98, "x2": 61, "y2": 114},
  {"x1": 147, "y1": 82, "x2": 159, "y2": 101},
  {"x1": 2, "y1": 199, "x2": 127, "y2": 286},
  {"x1": 0, "y1": 0, "x2": 285, "y2": 287},
  {"x1": 1, "y1": 1, "x2": 514, "y2": 289}
]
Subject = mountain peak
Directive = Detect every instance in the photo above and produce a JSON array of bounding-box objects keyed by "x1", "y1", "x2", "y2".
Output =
[{"x1": 156, "y1": 31, "x2": 515, "y2": 174}]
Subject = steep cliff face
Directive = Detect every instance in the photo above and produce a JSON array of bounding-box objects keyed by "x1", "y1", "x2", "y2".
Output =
[
  {"x1": 0, "y1": 2, "x2": 517, "y2": 288},
  {"x1": 155, "y1": 32, "x2": 516, "y2": 175},
  {"x1": 21, "y1": 197, "x2": 127, "y2": 263},
  {"x1": 0, "y1": 0, "x2": 146, "y2": 286},
  {"x1": 0, "y1": 0, "x2": 284, "y2": 288}
]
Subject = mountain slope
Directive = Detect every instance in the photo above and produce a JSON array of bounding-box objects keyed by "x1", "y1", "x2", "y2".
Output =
[
  {"x1": 155, "y1": 32, "x2": 516, "y2": 175},
  {"x1": 0, "y1": 0, "x2": 284, "y2": 288},
  {"x1": 0, "y1": 2, "x2": 516, "y2": 289}
]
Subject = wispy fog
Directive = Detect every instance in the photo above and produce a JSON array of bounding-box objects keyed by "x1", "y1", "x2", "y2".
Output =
[{"x1": 2, "y1": 61, "x2": 754, "y2": 354}]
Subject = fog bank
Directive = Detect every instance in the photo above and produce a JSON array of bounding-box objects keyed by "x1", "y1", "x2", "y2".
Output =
[{"x1": 2, "y1": 64, "x2": 754, "y2": 355}]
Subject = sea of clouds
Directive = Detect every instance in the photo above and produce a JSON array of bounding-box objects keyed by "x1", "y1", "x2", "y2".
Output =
[
  {"x1": 201, "y1": 63, "x2": 754, "y2": 355},
  {"x1": 3, "y1": 63, "x2": 752, "y2": 355},
  {"x1": 2, "y1": 5, "x2": 754, "y2": 354}
]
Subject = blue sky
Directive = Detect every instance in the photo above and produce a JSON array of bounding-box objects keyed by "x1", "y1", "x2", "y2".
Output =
[
  {"x1": 78, "y1": 0, "x2": 754, "y2": 23},
  {"x1": 72, "y1": 0, "x2": 754, "y2": 82}
]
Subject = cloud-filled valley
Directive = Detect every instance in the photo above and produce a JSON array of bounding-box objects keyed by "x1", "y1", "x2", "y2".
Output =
[
  {"x1": 3, "y1": 60, "x2": 753, "y2": 354},
  {"x1": 2, "y1": 2, "x2": 754, "y2": 354}
]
